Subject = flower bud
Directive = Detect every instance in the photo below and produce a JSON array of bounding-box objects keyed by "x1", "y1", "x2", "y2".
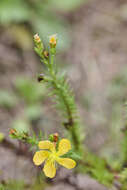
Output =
[
  {"x1": 34, "y1": 33, "x2": 41, "y2": 43},
  {"x1": 49, "y1": 133, "x2": 59, "y2": 143},
  {"x1": 9, "y1": 128, "x2": 17, "y2": 135},
  {"x1": 49, "y1": 34, "x2": 57, "y2": 48},
  {"x1": 53, "y1": 133, "x2": 59, "y2": 142}
]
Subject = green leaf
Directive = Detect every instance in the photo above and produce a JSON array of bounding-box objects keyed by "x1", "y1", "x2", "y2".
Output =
[
  {"x1": 15, "y1": 78, "x2": 45, "y2": 105},
  {"x1": 63, "y1": 150, "x2": 82, "y2": 160}
]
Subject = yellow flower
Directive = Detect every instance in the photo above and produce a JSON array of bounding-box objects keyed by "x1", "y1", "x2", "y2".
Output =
[
  {"x1": 33, "y1": 139, "x2": 76, "y2": 178},
  {"x1": 49, "y1": 34, "x2": 57, "y2": 47}
]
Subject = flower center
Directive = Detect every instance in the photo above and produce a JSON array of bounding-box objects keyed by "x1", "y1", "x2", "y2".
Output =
[{"x1": 49, "y1": 151, "x2": 58, "y2": 161}]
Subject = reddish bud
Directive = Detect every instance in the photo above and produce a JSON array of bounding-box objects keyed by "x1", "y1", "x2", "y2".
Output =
[{"x1": 53, "y1": 133, "x2": 59, "y2": 142}]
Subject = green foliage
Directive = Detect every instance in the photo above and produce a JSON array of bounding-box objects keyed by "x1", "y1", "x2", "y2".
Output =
[
  {"x1": 0, "y1": 0, "x2": 30, "y2": 24},
  {"x1": 32, "y1": 34, "x2": 118, "y2": 186},
  {"x1": 5, "y1": 181, "x2": 25, "y2": 190},
  {"x1": 0, "y1": 184, "x2": 4, "y2": 190},
  {"x1": 15, "y1": 78, "x2": 45, "y2": 105},
  {"x1": 0, "y1": 90, "x2": 17, "y2": 109},
  {"x1": 8, "y1": 33, "x2": 127, "y2": 187},
  {"x1": 86, "y1": 152, "x2": 114, "y2": 186},
  {"x1": 119, "y1": 168, "x2": 127, "y2": 189},
  {"x1": 0, "y1": 181, "x2": 25, "y2": 190},
  {"x1": 10, "y1": 128, "x2": 39, "y2": 147},
  {"x1": 0, "y1": 179, "x2": 45, "y2": 190},
  {"x1": 34, "y1": 34, "x2": 83, "y2": 154},
  {"x1": 120, "y1": 168, "x2": 127, "y2": 181},
  {"x1": 91, "y1": 162, "x2": 113, "y2": 186},
  {"x1": 62, "y1": 149, "x2": 82, "y2": 161},
  {"x1": 2, "y1": 0, "x2": 126, "y2": 187}
]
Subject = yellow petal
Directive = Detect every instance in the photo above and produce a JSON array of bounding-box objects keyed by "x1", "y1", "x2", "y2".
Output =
[
  {"x1": 38, "y1": 140, "x2": 55, "y2": 152},
  {"x1": 43, "y1": 160, "x2": 56, "y2": 178},
  {"x1": 57, "y1": 139, "x2": 71, "y2": 156},
  {"x1": 57, "y1": 158, "x2": 76, "y2": 169},
  {"x1": 33, "y1": 151, "x2": 49, "y2": 166}
]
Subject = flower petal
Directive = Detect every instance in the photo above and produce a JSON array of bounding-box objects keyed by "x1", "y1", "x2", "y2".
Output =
[
  {"x1": 43, "y1": 160, "x2": 56, "y2": 178},
  {"x1": 38, "y1": 140, "x2": 55, "y2": 152},
  {"x1": 33, "y1": 151, "x2": 49, "y2": 166},
  {"x1": 57, "y1": 158, "x2": 76, "y2": 169},
  {"x1": 57, "y1": 139, "x2": 71, "y2": 156}
]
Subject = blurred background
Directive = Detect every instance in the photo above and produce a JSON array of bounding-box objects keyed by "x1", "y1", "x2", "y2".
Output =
[{"x1": 1, "y1": 0, "x2": 127, "y2": 189}]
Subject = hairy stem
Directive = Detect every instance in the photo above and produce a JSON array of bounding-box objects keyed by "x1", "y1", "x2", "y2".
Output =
[{"x1": 48, "y1": 54, "x2": 82, "y2": 152}]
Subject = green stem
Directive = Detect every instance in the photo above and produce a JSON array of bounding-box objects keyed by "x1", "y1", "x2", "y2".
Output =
[{"x1": 48, "y1": 53, "x2": 82, "y2": 153}]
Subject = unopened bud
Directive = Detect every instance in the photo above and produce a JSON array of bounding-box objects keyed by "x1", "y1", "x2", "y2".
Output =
[
  {"x1": 53, "y1": 133, "x2": 59, "y2": 142},
  {"x1": 9, "y1": 128, "x2": 17, "y2": 135},
  {"x1": 34, "y1": 33, "x2": 41, "y2": 43}
]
